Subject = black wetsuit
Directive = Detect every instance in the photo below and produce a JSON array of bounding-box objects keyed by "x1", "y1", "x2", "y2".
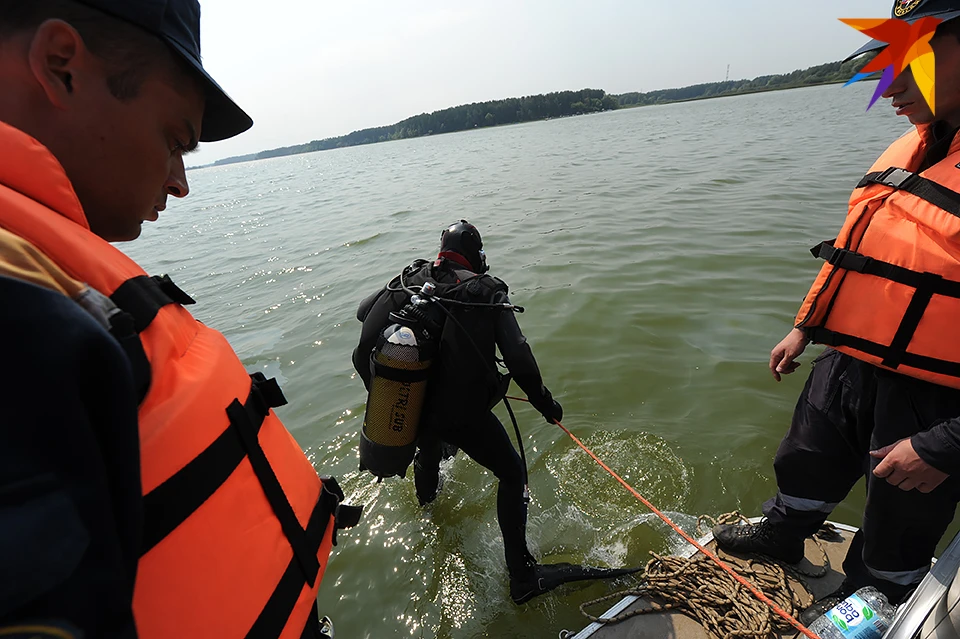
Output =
[{"x1": 352, "y1": 258, "x2": 558, "y2": 578}]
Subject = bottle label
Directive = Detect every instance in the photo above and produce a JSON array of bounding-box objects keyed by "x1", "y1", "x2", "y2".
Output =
[{"x1": 826, "y1": 593, "x2": 888, "y2": 639}]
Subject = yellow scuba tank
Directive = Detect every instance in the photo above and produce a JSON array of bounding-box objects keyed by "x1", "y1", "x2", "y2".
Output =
[{"x1": 359, "y1": 284, "x2": 442, "y2": 480}]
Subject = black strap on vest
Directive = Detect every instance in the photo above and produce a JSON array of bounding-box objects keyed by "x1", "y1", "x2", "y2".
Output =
[
  {"x1": 812, "y1": 240, "x2": 960, "y2": 298},
  {"x1": 106, "y1": 274, "x2": 195, "y2": 402},
  {"x1": 139, "y1": 372, "x2": 287, "y2": 555},
  {"x1": 106, "y1": 310, "x2": 152, "y2": 403},
  {"x1": 806, "y1": 327, "x2": 960, "y2": 379},
  {"x1": 246, "y1": 476, "x2": 362, "y2": 639},
  {"x1": 227, "y1": 380, "x2": 321, "y2": 587},
  {"x1": 882, "y1": 271, "x2": 941, "y2": 370},
  {"x1": 110, "y1": 274, "x2": 195, "y2": 333},
  {"x1": 141, "y1": 373, "x2": 364, "y2": 636},
  {"x1": 858, "y1": 167, "x2": 960, "y2": 219},
  {"x1": 811, "y1": 240, "x2": 960, "y2": 375}
]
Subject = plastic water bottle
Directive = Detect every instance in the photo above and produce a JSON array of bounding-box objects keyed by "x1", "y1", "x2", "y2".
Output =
[{"x1": 808, "y1": 587, "x2": 897, "y2": 639}]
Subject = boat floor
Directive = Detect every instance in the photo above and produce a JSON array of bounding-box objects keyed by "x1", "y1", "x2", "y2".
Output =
[{"x1": 568, "y1": 519, "x2": 859, "y2": 639}]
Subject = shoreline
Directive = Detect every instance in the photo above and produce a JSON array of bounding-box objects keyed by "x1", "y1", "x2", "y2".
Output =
[
  {"x1": 189, "y1": 77, "x2": 875, "y2": 171},
  {"x1": 614, "y1": 77, "x2": 869, "y2": 109}
]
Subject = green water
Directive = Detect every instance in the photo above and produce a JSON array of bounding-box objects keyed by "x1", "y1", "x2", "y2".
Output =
[{"x1": 124, "y1": 82, "x2": 951, "y2": 638}]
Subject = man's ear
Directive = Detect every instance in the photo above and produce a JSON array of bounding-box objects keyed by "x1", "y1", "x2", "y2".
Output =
[{"x1": 27, "y1": 19, "x2": 87, "y2": 108}]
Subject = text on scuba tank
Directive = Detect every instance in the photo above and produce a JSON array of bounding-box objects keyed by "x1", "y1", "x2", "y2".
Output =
[{"x1": 392, "y1": 382, "x2": 411, "y2": 431}]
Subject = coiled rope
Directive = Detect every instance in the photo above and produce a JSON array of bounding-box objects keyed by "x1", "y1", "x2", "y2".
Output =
[{"x1": 576, "y1": 514, "x2": 841, "y2": 638}]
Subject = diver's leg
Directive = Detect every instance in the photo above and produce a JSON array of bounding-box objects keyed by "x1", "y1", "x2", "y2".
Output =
[
  {"x1": 447, "y1": 413, "x2": 640, "y2": 604},
  {"x1": 445, "y1": 411, "x2": 534, "y2": 578},
  {"x1": 414, "y1": 430, "x2": 444, "y2": 507}
]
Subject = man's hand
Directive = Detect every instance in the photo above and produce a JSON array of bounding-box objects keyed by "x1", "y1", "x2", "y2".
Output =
[
  {"x1": 870, "y1": 438, "x2": 949, "y2": 493},
  {"x1": 769, "y1": 328, "x2": 810, "y2": 381}
]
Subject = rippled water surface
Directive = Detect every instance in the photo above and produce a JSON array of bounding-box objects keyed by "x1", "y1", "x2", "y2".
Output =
[{"x1": 122, "y1": 83, "x2": 944, "y2": 638}]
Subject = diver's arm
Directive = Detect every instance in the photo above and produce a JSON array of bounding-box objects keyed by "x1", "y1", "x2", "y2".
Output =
[
  {"x1": 352, "y1": 285, "x2": 391, "y2": 391},
  {"x1": 356, "y1": 286, "x2": 386, "y2": 322},
  {"x1": 494, "y1": 291, "x2": 561, "y2": 421},
  {"x1": 352, "y1": 326, "x2": 377, "y2": 391},
  {"x1": 351, "y1": 344, "x2": 371, "y2": 391}
]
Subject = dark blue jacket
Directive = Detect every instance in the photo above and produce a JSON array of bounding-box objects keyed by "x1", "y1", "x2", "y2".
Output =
[{"x1": 0, "y1": 275, "x2": 141, "y2": 639}]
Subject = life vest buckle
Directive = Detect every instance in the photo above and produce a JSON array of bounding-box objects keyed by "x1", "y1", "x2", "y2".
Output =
[
  {"x1": 814, "y1": 240, "x2": 875, "y2": 274},
  {"x1": 875, "y1": 167, "x2": 916, "y2": 190}
]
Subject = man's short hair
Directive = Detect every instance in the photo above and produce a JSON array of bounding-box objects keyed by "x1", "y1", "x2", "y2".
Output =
[{"x1": 0, "y1": 0, "x2": 188, "y2": 100}]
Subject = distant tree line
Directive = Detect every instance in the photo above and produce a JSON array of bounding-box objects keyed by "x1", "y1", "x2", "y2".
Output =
[
  {"x1": 214, "y1": 89, "x2": 617, "y2": 166},
  {"x1": 204, "y1": 55, "x2": 876, "y2": 168},
  {"x1": 616, "y1": 54, "x2": 877, "y2": 107}
]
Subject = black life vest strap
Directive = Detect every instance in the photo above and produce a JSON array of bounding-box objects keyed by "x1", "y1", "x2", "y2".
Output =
[
  {"x1": 140, "y1": 373, "x2": 286, "y2": 556},
  {"x1": 246, "y1": 476, "x2": 363, "y2": 639},
  {"x1": 141, "y1": 372, "x2": 364, "y2": 627},
  {"x1": 100, "y1": 274, "x2": 194, "y2": 403},
  {"x1": 140, "y1": 372, "x2": 287, "y2": 556},
  {"x1": 811, "y1": 239, "x2": 960, "y2": 373},
  {"x1": 110, "y1": 274, "x2": 196, "y2": 333},
  {"x1": 812, "y1": 240, "x2": 960, "y2": 298},
  {"x1": 883, "y1": 272, "x2": 942, "y2": 370},
  {"x1": 806, "y1": 327, "x2": 960, "y2": 379},
  {"x1": 227, "y1": 377, "x2": 321, "y2": 588},
  {"x1": 858, "y1": 167, "x2": 960, "y2": 219},
  {"x1": 107, "y1": 310, "x2": 152, "y2": 403}
]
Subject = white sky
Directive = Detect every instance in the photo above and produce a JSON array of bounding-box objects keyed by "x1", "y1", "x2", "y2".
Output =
[{"x1": 190, "y1": 0, "x2": 891, "y2": 165}]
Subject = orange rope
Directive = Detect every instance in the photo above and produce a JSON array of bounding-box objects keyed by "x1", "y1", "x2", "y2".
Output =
[{"x1": 504, "y1": 395, "x2": 821, "y2": 639}]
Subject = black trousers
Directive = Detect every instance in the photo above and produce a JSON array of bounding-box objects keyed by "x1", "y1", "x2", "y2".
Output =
[
  {"x1": 764, "y1": 348, "x2": 960, "y2": 599},
  {"x1": 414, "y1": 411, "x2": 534, "y2": 579}
]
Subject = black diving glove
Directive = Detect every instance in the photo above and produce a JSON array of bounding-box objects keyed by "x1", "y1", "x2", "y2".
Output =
[{"x1": 542, "y1": 399, "x2": 563, "y2": 424}]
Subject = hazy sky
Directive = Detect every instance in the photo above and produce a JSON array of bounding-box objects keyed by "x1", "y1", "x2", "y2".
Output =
[{"x1": 190, "y1": 0, "x2": 891, "y2": 165}]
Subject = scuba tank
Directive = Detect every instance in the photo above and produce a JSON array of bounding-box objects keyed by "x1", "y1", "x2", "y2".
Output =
[{"x1": 359, "y1": 282, "x2": 444, "y2": 480}]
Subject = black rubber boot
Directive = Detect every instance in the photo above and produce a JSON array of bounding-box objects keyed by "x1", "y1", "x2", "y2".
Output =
[{"x1": 713, "y1": 519, "x2": 806, "y2": 564}]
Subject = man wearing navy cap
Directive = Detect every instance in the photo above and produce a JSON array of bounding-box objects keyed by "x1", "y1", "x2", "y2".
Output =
[
  {"x1": 714, "y1": 0, "x2": 960, "y2": 616},
  {"x1": 0, "y1": 2, "x2": 358, "y2": 638}
]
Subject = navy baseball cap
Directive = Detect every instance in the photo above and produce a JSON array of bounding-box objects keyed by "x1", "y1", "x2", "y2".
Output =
[
  {"x1": 74, "y1": 0, "x2": 252, "y2": 142},
  {"x1": 844, "y1": 0, "x2": 960, "y2": 62}
]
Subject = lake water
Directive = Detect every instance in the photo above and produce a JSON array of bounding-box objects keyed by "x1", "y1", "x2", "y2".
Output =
[{"x1": 123, "y1": 82, "x2": 945, "y2": 638}]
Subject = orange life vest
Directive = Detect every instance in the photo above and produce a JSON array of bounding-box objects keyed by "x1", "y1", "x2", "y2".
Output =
[
  {"x1": 796, "y1": 124, "x2": 960, "y2": 389},
  {"x1": 0, "y1": 121, "x2": 362, "y2": 639}
]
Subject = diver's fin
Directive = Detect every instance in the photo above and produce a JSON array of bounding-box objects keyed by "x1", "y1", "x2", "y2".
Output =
[{"x1": 510, "y1": 562, "x2": 642, "y2": 605}]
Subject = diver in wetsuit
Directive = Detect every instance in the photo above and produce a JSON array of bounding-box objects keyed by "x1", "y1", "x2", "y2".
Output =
[{"x1": 352, "y1": 220, "x2": 638, "y2": 603}]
